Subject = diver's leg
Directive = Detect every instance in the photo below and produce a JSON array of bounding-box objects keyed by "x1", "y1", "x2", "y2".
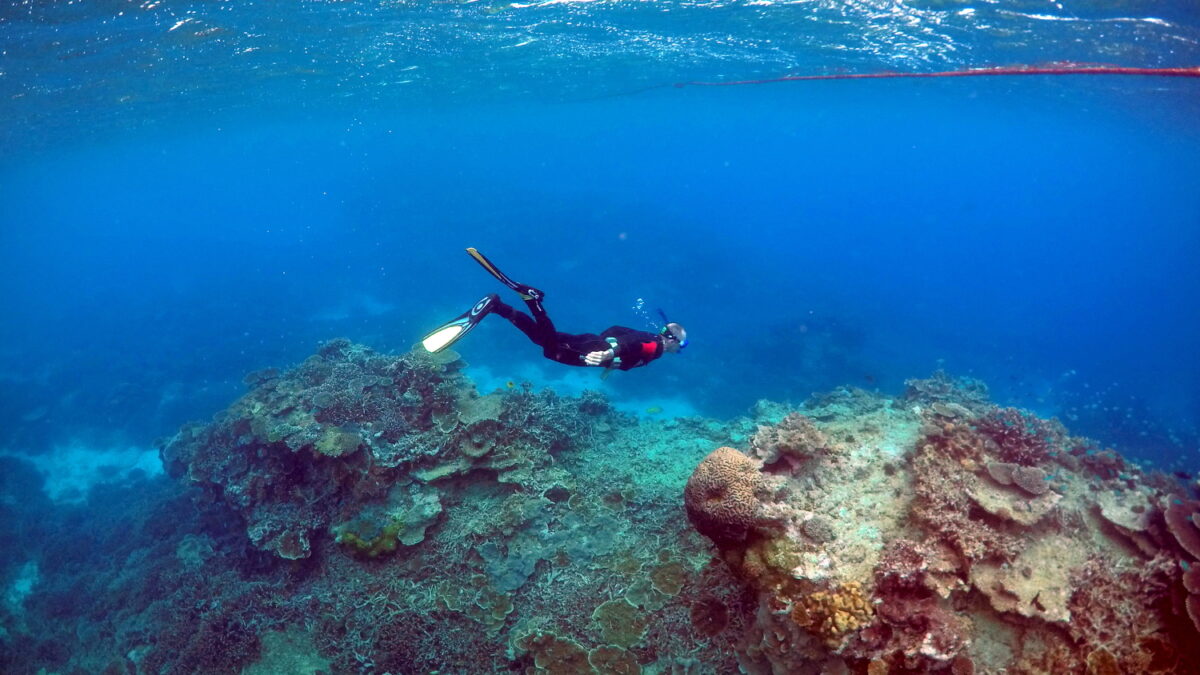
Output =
[
  {"x1": 520, "y1": 292, "x2": 557, "y2": 338},
  {"x1": 491, "y1": 299, "x2": 547, "y2": 345}
]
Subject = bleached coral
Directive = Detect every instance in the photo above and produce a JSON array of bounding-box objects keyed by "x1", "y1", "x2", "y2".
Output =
[{"x1": 684, "y1": 375, "x2": 1200, "y2": 674}]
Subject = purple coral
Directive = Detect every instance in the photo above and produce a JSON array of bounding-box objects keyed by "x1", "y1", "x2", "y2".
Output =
[{"x1": 973, "y1": 407, "x2": 1064, "y2": 465}]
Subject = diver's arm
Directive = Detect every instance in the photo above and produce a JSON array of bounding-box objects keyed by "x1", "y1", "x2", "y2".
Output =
[
  {"x1": 584, "y1": 349, "x2": 614, "y2": 366},
  {"x1": 584, "y1": 335, "x2": 624, "y2": 366}
]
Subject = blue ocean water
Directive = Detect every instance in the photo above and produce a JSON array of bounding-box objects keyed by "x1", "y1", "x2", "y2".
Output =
[
  {"x1": 1, "y1": 2, "x2": 1200, "y2": 671},
  {"x1": 4, "y1": 0, "x2": 1199, "y2": 469}
]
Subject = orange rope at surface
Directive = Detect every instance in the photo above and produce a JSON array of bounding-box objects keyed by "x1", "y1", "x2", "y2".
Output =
[{"x1": 674, "y1": 65, "x2": 1200, "y2": 88}]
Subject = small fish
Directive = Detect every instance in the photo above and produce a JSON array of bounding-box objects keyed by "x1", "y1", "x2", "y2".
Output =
[
  {"x1": 506, "y1": 381, "x2": 516, "y2": 389},
  {"x1": 645, "y1": 406, "x2": 663, "y2": 415}
]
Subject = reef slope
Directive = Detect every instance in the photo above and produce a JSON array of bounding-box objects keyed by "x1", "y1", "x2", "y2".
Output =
[{"x1": 1, "y1": 342, "x2": 1197, "y2": 674}]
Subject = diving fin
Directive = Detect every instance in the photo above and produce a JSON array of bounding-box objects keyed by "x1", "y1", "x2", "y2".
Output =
[
  {"x1": 421, "y1": 294, "x2": 498, "y2": 353},
  {"x1": 466, "y1": 248, "x2": 543, "y2": 301}
]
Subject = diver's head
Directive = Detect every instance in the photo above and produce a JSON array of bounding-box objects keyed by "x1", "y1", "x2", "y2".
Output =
[{"x1": 661, "y1": 321, "x2": 688, "y2": 354}]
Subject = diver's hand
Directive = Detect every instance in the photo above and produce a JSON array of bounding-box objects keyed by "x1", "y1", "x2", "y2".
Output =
[{"x1": 584, "y1": 349, "x2": 614, "y2": 366}]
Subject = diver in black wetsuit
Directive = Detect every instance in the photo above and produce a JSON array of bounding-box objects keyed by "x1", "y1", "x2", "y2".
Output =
[{"x1": 421, "y1": 248, "x2": 687, "y2": 371}]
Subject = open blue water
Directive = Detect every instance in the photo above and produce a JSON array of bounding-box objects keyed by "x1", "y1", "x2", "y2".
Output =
[{"x1": 2, "y1": 0, "x2": 1199, "y2": 470}]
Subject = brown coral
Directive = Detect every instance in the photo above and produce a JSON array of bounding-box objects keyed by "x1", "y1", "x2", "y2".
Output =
[
  {"x1": 1011, "y1": 465, "x2": 1051, "y2": 496},
  {"x1": 1067, "y1": 554, "x2": 1184, "y2": 670},
  {"x1": 517, "y1": 632, "x2": 590, "y2": 675},
  {"x1": 789, "y1": 581, "x2": 873, "y2": 645},
  {"x1": 684, "y1": 447, "x2": 763, "y2": 547},
  {"x1": 910, "y1": 444, "x2": 1021, "y2": 562},
  {"x1": 1164, "y1": 499, "x2": 1200, "y2": 559},
  {"x1": 690, "y1": 596, "x2": 729, "y2": 637},
  {"x1": 588, "y1": 645, "x2": 640, "y2": 675}
]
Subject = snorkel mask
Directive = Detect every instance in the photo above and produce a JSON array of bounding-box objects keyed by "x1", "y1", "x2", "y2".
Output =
[{"x1": 657, "y1": 309, "x2": 688, "y2": 349}]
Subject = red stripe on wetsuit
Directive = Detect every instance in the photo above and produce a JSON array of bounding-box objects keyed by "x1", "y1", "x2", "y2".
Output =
[{"x1": 640, "y1": 341, "x2": 659, "y2": 359}]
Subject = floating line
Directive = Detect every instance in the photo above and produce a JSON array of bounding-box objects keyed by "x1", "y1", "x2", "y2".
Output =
[{"x1": 674, "y1": 65, "x2": 1200, "y2": 88}]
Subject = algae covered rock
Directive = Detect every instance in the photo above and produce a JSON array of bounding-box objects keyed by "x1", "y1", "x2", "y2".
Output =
[{"x1": 333, "y1": 482, "x2": 443, "y2": 557}]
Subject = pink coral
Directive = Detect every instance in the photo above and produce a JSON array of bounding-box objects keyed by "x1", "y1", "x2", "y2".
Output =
[{"x1": 854, "y1": 540, "x2": 970, "y2": 670}]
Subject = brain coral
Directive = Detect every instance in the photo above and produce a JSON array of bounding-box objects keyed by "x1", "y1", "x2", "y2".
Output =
[{"x1": 684, "y1": 447, "x2": 763, "y2": 548}]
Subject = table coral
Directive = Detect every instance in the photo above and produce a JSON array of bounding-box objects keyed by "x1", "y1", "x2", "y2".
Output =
[
  {"x1": 158, "y1": 339, "x2": 586, "y2": 560},
  {"x1": 588, "y1": 645, "x2": 640, "y2": 675},
  {"x1": 517, "y1": 632, "x2": 591, "y2": 675},
  {"x1": 1162, "y1": 498, "x2": 1200, "y2": 635},
  {"x1": 314, "y1": 426, "x2": 362, "y2": 458},
  {"x1": 1010, "y1": 465, "x2": 1051, "y2": 496},
  {"x1": 591, "y1": 598, "x2": 649, "y2": 649}
]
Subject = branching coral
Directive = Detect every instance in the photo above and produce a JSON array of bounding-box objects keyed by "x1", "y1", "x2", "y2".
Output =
[
  {"x1": 1067, "y1": 554, "x2": 1186, "y2": 672},
  {"x1": 910, "y1": 443, "x2": 1021, "y2": 562},
  {"x1": 690, "y1": 596, "x2": 730, "y2": 638},
  {"x1": 973, "y1": 407, "x2": 1065, "y2": 466},
  {"x1": 920, "y1": 420, "x2": 993, "y2": 464},
  {"x1": 902, "y1": 371, "x2": 991, "y2": 409},
  {"x1": 854, "y1": 539, "x2": 970, "y2": 670}
]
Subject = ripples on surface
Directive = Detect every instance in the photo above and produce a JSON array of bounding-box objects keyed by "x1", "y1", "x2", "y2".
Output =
[{"x1": 1, "y1": 0, "x2": 1198, "y2": 146}]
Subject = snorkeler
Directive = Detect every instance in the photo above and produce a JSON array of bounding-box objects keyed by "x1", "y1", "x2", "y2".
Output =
[{"x1": 421, "y1": 248, "x2": 687, "y2": 371}]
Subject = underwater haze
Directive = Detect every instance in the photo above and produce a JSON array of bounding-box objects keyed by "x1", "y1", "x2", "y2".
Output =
[{"x1": 2, "y1": 1, "x2": 1200, "y2": 674}]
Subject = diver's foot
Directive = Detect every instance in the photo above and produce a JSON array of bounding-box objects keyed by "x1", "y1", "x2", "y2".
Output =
[
  {"x1": 516, "y1": 284, "x2": 544, "y2": 302},
  {"x1": 466, "y1": 247, "x2": 545, "y2": 301},
  {"x1": 420, "y1": 294, "x2": 498, "y2": 353}
]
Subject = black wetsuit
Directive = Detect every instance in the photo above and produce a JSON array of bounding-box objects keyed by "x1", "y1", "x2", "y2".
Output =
[{"x1": 492, "y1": 298, "x2": 664, "y2": 370}]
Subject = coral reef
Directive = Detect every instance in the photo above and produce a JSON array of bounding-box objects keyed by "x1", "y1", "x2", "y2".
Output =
[
  {"x1": 4, "y1": 351, "x2": 1198, "y2": 675},
  {"x1": 158, "y1": 339, "x2": 582, "y2": 560},
  {"x1": 684, "y1": 372, "x2": 1200, "y2": 674}
]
